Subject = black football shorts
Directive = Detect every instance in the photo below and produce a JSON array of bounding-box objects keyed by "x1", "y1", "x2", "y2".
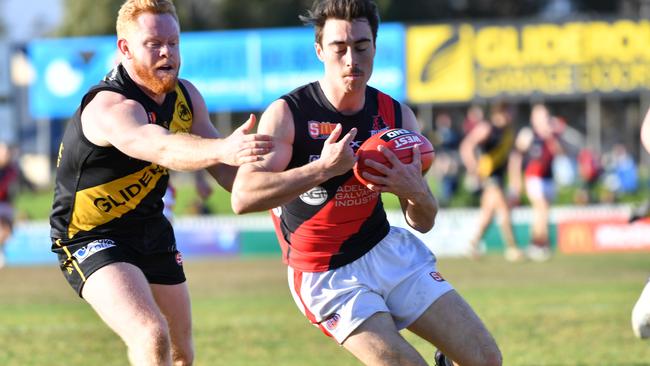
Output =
[{"x1": 52, "y1": 237, "x2": 186, "y2": 297}]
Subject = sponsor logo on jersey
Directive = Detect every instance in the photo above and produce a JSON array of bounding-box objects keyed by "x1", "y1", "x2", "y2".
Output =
[
  {"x1": 177, "y1": 100, "x2": 192, "y2": 122},
  {"x1": 308, "y1": 121, "x2": 337, "y2": 139},
  {"x1": 92, "y1": 165, "x2": 167, "y2": 214},
  {"x1": 69, "y1": 163, "x2": 169, "y2": 238},
  {"x1": 272, "y1": 207, "x2": 282, "y2": 217},
  {"x1": 73, "y1": 239, "x2": 116, "y2": 264},
  {"x1": 170, "y1": 85, "x2": 192, "y2": 133},
  {"x1": 370, "y1": 115, "x2": 389, "y2": 136},
  {"x1": 334, "y1": 184, "x2": 379, "y2": 207},
  {"x1": 309, "y1": 155, "x2": 320, "y2": 162},
  {"x1": 299, "y1": 186, "x2": 328, "y2": 205},
  {"x1": 323, "y1": 313, "x2": 341, "y2": 331},
  {"x1": 429, "y1": 271, "x2": 445, "y2": 282}
]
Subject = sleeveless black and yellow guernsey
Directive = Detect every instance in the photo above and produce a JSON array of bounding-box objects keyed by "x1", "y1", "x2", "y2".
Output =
[{"x1": 50, "y1": 64, "x2": 192, "y2": 291}]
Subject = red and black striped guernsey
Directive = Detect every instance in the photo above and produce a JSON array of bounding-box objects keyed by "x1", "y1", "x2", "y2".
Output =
[{"x1": 272, "y1": 81, "x2": 402, "y2": 272}]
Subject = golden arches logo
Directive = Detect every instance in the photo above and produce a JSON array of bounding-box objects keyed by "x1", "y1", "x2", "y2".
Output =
[{"x1": 558, "y1": 223, "x2": 594, "y2": 253}]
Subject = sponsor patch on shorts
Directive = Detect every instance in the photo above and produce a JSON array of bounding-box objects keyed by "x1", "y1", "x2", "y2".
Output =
[
  {"x1": 73, "y1": 239, "x2": 116, "y2": 264},
  {"x1": 429, "y1": 271, "x2": 445, "y2": 282},
  {"x1": 323, "y1": 313, "x2": 341, "y2": 331}
]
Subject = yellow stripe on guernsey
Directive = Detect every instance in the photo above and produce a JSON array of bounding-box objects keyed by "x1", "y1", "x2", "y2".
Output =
[
  {"x1": 68, "y1": 164, "x2": 168, "y2": 239},
  {"x1": 478, "y1": 127, "x2": 514, "y2": 179},
  {"x1": 170, "y1": 84, "x2": 193, "y2": 133}
]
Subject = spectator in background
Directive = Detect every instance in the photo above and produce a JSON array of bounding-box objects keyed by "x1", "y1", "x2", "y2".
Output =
[
  {"x1": 430, "y1": 111, "x2": 462, "y2": 206},
  {"x1": 509, "y1": 104, "x2": 563, "y2": 262},
  {"x1": 602, "y1": 143, "x2": 638, "y2": 203},
  {"x1": 460, "y1": 101, "x2": 524, "y2": 261},
  {"x1": 463, "y1": 104, "x2": 486, "y2": 135},
  {"x1": 574, "y1": 147, "x2": 602, "y2": 204},
  {"x1": 0, "y1": 142, "x2": 18, "y2": 268}
]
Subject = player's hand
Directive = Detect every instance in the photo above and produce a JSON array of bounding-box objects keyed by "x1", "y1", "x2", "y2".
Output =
[
  {"x1": 362, "y1": 144, "x2": 427, "y2": 198},
  {"x1": 317, "y1": 124, "x2": 357, "y2": 178},
  {"x1": 220, "y1": 114, "x2": 274, "y2": 166}
]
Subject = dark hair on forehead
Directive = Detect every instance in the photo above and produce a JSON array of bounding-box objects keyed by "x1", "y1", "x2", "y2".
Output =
[{"x1": 299, "y1": 0, "x2": 380, "y2": 45}]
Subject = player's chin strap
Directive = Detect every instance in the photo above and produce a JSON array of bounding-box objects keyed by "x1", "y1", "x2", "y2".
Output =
[{"x1": 630, "y1": 199, "x2": 650, "y2": 223}]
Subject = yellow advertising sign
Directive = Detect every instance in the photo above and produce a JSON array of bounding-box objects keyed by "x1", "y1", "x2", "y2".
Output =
[
  {"x1": 406, "y1": 19, "x2": 650, "y2": 103},
  {"x1": 406, "y1": 25, "x2": 474, "y2": 103}
]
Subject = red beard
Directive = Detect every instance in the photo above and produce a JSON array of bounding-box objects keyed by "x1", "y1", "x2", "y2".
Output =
[{"x1": 132, "y1": 60, "x2": 179, "y2": 95}]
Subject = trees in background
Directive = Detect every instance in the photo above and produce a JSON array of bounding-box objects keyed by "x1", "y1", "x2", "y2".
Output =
[{"x1": 56, "y1": 0, "x2": 622, "y2": 38}]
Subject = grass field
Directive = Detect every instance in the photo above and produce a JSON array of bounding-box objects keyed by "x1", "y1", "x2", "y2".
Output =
[{"x1": 1, "y1": 253, "x2": 650, "y2": 365}]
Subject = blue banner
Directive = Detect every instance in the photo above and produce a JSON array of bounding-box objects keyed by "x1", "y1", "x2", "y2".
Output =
[
  {"x1": 28, "y1": 35, "x2": 118, "y2": 119},
  {"x1": 3, "y1": 219, "x2": 241, "y2": 267},
  {"x1": 27, "y1": 23, "x2": 405, "y2": 119}
]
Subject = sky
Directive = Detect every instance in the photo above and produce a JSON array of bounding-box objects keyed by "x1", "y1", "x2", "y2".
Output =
[{"x1": 1, "y1": 0, "x2": 63, "y2": 41}]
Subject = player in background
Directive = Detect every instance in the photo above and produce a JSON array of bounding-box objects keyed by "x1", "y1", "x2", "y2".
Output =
[
  {"x1": 49, "y1": 1, "x2": 273, "y2": 364},
  {"x1": 460, "y1": 101, "x2": 524, "y2": 262},
  {"x1": 230, "y1": 0, "x2": 502, "y2": 365},
  {"x1": 163, "y1": 171, "x2": 213, "y2": 223},
  {"x1": 631, "y1": 107, "x2": 650, "y2": 339},
  {"x1": 508, "y1": 104, "x2": 563, "y2": 262},
  {"x1": 0, "y1": 142, "x2": 19, "y2": 268}
]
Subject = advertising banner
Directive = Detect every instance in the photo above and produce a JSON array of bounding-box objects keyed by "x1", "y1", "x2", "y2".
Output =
[
  {"x1": 28, "y1": 35, "x2": 118, "y2": 119},
  {"x1": 558, "y1": 218, "x2": 650, "y2": 253},
  {"x1": 406, "y1": 19, "x2": 650, "y2": 103},
  {"x1": 27, "y1": 23, "x2": 405, "y2": 119}
]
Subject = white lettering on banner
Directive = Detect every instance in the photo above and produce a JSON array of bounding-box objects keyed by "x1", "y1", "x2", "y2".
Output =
[{"x1": 594, "y1": 224, "x2": 650, "y2": 250}]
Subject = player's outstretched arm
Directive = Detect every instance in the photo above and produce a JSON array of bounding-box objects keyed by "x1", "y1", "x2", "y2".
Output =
[
  {"x1": 181, "y1": 79, "x2": 273, "y2": 191},
  {"x1": 231, "y1": 99, "x2": 357, "y2": 214},
  {"x1": 81, "y1": 88, "x2": 272, "y2": 173}
]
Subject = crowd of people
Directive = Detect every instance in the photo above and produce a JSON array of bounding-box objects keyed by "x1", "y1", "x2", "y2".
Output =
[
  {"x1": 430, "y1": 104, "x2": 640, "y2": 209},
  {"x1": 427, "y1": 101, "x2": 642, "y2": 262}
]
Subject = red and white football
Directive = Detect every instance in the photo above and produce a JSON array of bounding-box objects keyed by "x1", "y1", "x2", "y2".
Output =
[{"x1": 353, "y1": 128, "x2": 435, "y2": 186}]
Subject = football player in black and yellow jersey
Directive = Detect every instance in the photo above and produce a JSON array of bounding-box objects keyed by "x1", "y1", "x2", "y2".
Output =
[
  {"x1": 460, "y1": 102, "x2": 524, "y2": 263},
  {"x1": 49, "y1": 1, "x2": 272, "y2": 364}
]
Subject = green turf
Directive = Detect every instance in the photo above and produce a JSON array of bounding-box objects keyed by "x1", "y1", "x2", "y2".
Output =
[{"x1": 1, "y1": 253, "x2": 649, "y2": 365}]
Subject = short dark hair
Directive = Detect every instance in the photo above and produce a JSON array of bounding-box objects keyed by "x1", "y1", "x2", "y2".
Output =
[{"x1": 300, "y1": 0, "x2": 380, "y2": 45}]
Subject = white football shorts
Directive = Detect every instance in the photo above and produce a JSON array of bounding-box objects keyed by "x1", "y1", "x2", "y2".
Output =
[
  {"x1": 287, "y1": 226, "x2": 454, "y2": 344},
  {"x1": 632, "y1": 278, "x2": 650, "y2": 339},
  {"x1": 525, "y1": 176, "x2": 555, "y2": 202}
]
